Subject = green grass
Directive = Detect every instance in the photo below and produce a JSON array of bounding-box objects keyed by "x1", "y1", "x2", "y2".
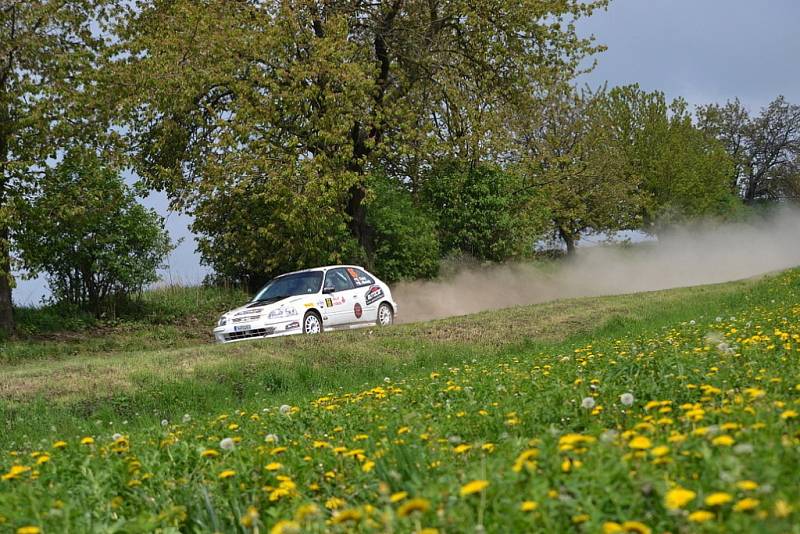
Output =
[{"x1": 1, "y1": 271, "x2": 798, "y2": 532}]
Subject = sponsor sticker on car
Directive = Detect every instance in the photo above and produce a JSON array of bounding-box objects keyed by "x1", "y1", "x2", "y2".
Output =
[{"x1": 364, "y1": 285, "x2": 384, "y2": 305}]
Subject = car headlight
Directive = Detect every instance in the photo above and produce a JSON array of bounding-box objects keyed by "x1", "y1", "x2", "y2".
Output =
[
  {"x1": 268, "y1": 306, "x2": 298, "y2": 320},
  {"x1": 218, "y1": 316, "x2": 228, "y2": 327}
]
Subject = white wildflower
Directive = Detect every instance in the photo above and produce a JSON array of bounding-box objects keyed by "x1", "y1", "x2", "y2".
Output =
[
  {"x1": 220, "y1": 437, "x2": 235, "y2": 451},
  {"x1": 581, "y1": 397, "x2": 596, "y2": 409}
]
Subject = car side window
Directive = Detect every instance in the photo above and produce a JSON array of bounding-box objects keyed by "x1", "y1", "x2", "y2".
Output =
[
  {"x1": 346, "y1": 267, "x2": 375, "y2": 287},
  {"x1": 325, "y1": 268, "x2": 355, "y2": 292}
]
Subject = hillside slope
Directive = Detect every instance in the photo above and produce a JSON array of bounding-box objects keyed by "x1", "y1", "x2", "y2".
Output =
[{"x1": 1, "y1": 270, "x2": 798, "y2": 532}]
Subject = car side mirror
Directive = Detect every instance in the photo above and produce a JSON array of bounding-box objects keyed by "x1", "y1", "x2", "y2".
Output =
[{"x1": 322, "y1": 285, "x2": 335, "y2": 294}]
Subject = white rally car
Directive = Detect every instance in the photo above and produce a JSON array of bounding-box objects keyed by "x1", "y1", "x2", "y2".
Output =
[{"x1": 213, "y1": 265, "x2": 397, "y2": 343}]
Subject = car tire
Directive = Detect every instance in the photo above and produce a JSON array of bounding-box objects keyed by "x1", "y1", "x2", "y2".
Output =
[
  {"x1": 303, "y1": 311, "x2": 323, "y2": 334},
  {"x1": 377, "y1": 302, "x2": 394, "y2": 326}
]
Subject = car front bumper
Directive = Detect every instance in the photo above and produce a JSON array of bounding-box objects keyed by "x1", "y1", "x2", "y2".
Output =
[{"x1": 213, "y1": 318, "x2": 303, "y2": 343}]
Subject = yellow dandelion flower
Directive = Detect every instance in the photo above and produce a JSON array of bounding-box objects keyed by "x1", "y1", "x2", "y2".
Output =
[
  {"x1": 325, "y1": 497, "x2": 345, "y2": 510},
  {"x1": 712, "y1": 435, "x2": 735, "y2": 446},
  {"x1": 780, "y1": 409, "x2": 798, "y2": 420},
  {"x1": 218, "y1": 469, "x2": 236, "y2": 479},
  {"x1": 602, "y1": 522, "x2": 623, "y2": 534},
  {"x1": 733, "y1": 498, "x2": 760, "y2": 512},
  {"x1": 361, "y1": 460, "x2": 375, "y2": 473},
  {"x1": 688, "y1": 510, "x2": 715, "y2": 522},
  {"x1": 664, "y1": 487, "x2": 696, "y2": 510},
  {"x1": 460, "y1": 479, "x2": 489, "y2": 496},
  {"x1": 80, "y1": 437, "x2": 95, "y2": 445},
  {"x1": 621, "y1": 521, "x2": 651, "y2": 534},
  {"x1": 520, "y1": 500, "x2": 538, "y2": 512},
  {"x1": 240, "y1": 506, "x2": 259, "y2": 528},
  {"x1": 736, "y1": 480, "x2": 759, "y2": 491},
  {"x1": 513, "y1": 449, "x2": 539, "y2": 473},
  {"x1": 270, "y1": 519, "x2": 300, "y2": 534},
  {"x1": 481, "y1": 443, "x2": 495, "y2": 453},
  {"x1": 201, "y1": 449, "x2": 220, "y2": 458},
  {"x1": 572, "y1": 514, "x2": 589, "y2": 524},
  {"x1": 705, "y1": 492, "x2": 733, "y2": 507},
  {"x1": 628, "y1": 436, "x2": 652, "y2": 450},
  {"x1": 294, "y1": 503, "x2": 319, "y2": 521},
  {"x1": 773, "y1": 500, "x2": 793, "y2": 518},
  {"x1": 1, "y1": 465, "x2": 31, "y2": 481},
  {"x1": 35, "y1": 455, "x2": 50, "y2": 465},
  {"x1": 52, "y1": 441, "x2": 67, "y2": 449},
  {"x1": 331, "y1": 509, "x2": 362, "y2": 524},
  {"x1": 390, "y1": 491, "x2": 408, "y2": 503},
  {"x1": 651, "y1": 446, "x2": 669, "y2": 457},
  {"x1": 397, "y1": 498, "x2": 430, "y2": 517},
  {"x1": 16, "y1": 527, "x2": 42, "y2": 534},
  {"x1": 265, "y1": 462, "x2": 282, "y2": 471}
]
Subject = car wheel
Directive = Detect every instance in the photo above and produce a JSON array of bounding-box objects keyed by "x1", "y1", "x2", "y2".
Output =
[
  {"x1": 377, "y1": 302, "x2": 394, "y2": 326},
  {"x1": 303, "y1": 311, "x2": 322, "y2": 334}
]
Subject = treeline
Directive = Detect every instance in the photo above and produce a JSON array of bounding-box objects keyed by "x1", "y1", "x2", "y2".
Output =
[{"x1": 1, "y1": 1, "x2": 798, "y2": 333}]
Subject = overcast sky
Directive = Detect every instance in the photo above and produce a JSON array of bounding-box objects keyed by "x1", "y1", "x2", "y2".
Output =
[{"x1": 13, "y1": 0, "x2": 800, "y2": 305}]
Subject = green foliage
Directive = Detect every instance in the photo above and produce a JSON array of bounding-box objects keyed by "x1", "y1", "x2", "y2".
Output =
[
  {"x1": 697, "y1": 96, "x2": 800, "y2": 202},
  {"x1": 603, "y1": 86, "x2": 740, "y2": 232},
  {"x1": 15, "y1": 149, "x2": 172, "y2": 316},
  {"x1": 0, "y1": 0, "x2": 113, "y2": 332},
  {"x1": 521, "y1": 85, "x2": 642, "y2": 253},
  {"x1": 110, "y1": 0, "x2": 607, "y2": 278},
  {"x1": 365, "y1": 176, "x2": 440, "y2": 282},
  {"x1": 421, "y1": 162, "x2": 544, "y2": 262}
]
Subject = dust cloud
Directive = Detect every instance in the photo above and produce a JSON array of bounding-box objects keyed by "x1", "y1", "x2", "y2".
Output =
[{"x1": 392, "y1": 207, "x2": 800, "y2": 323}]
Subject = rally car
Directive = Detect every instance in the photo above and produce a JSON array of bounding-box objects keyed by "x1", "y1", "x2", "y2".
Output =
[{"x1": 213, "y1": 265, "x2": 397, "y2": 343}]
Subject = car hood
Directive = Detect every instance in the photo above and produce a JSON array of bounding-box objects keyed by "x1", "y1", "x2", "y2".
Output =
[{"x1": 224, "y1": 295, "x2": 310, "y2": 321}]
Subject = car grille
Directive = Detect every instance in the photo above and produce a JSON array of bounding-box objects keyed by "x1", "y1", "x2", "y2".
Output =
[{"x1": 224, "y1": 327, "x2": 275, "y2": 342}]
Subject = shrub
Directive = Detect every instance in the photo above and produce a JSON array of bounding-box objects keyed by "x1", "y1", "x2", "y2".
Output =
[{"x1": 15, "y1": 148, "x2": 172, "y2": 316}]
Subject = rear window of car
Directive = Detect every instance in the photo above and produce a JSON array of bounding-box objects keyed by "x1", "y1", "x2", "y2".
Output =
[{"x1": 346, "y1": 267, "x2": 375, "y2": 287}]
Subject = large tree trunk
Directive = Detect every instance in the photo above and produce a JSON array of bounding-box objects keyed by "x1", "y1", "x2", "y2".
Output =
[
  {"x1": 346, "y1": 182, "x2": 372, "y2": 257},
  {"x1": 558, "y1": 226, "x2": 577, "y2": 257},
  {"x1": 0, "y1": 225, "x2": 13, "y2": 336},
  {"x1": 0, "y1": 110, "x2": 14, "y2": 335}
]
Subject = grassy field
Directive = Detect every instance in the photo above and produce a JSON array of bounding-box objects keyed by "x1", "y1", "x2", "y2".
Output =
[{"x1": 1, "y1": 271, "x2": 799, "y2": 533}]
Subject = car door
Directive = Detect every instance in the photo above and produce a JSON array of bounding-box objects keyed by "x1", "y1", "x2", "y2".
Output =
[
  {"x1": 321, "y1": 268, "x2": 362, "y2": 327},
  {"x1": 345, "y1": 267, "x2": 380, "y2": 322}
]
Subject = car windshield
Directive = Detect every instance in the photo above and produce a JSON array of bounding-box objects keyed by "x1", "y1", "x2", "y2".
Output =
[{"x1": 252, "y1": 271, "x2": 323, "y2": 304}]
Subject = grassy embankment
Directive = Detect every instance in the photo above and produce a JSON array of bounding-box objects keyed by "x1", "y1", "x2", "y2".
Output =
[{"x1": 1, "y1": 271, "x2": 798, "y2": 532}]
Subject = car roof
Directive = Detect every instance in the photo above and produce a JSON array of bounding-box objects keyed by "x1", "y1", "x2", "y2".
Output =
[{"x1": 279, "y1": 265, "x2": 367, "y2": 277}]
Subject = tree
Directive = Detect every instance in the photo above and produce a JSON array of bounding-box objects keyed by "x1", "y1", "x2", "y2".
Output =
[
  {"x1": 420, "y1": 161, "x2": 544, "y2": 261},
  {"x1": 698, "y1": 96, "x2": 800, "y2": 202},
  {"x1": 15, "y1": 148, "x2": 172, "y2": 316},
  {"x1": 603, "y1": 85, "x2": 737, "y2": 232},
  {"x1": 110, "y1": 0, "x2": 607, "y2": 282},
  {"x1": 519, "y1": 85, "x2": 641, "y2": 254},
  {"x1": 0, "y1": 0, "x2": 111, "y2": 334}
]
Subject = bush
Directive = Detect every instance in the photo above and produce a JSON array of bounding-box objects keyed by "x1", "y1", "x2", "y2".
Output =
[
  {"x1": 15, "y1": 148, "x2": 173, "y2": 316},
  {"x1": 366, "y1": 176, "x2": 440, "y2": 282},
  {"x1": 420, "y1": 161, "x2": 541, "y2": 262}
]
